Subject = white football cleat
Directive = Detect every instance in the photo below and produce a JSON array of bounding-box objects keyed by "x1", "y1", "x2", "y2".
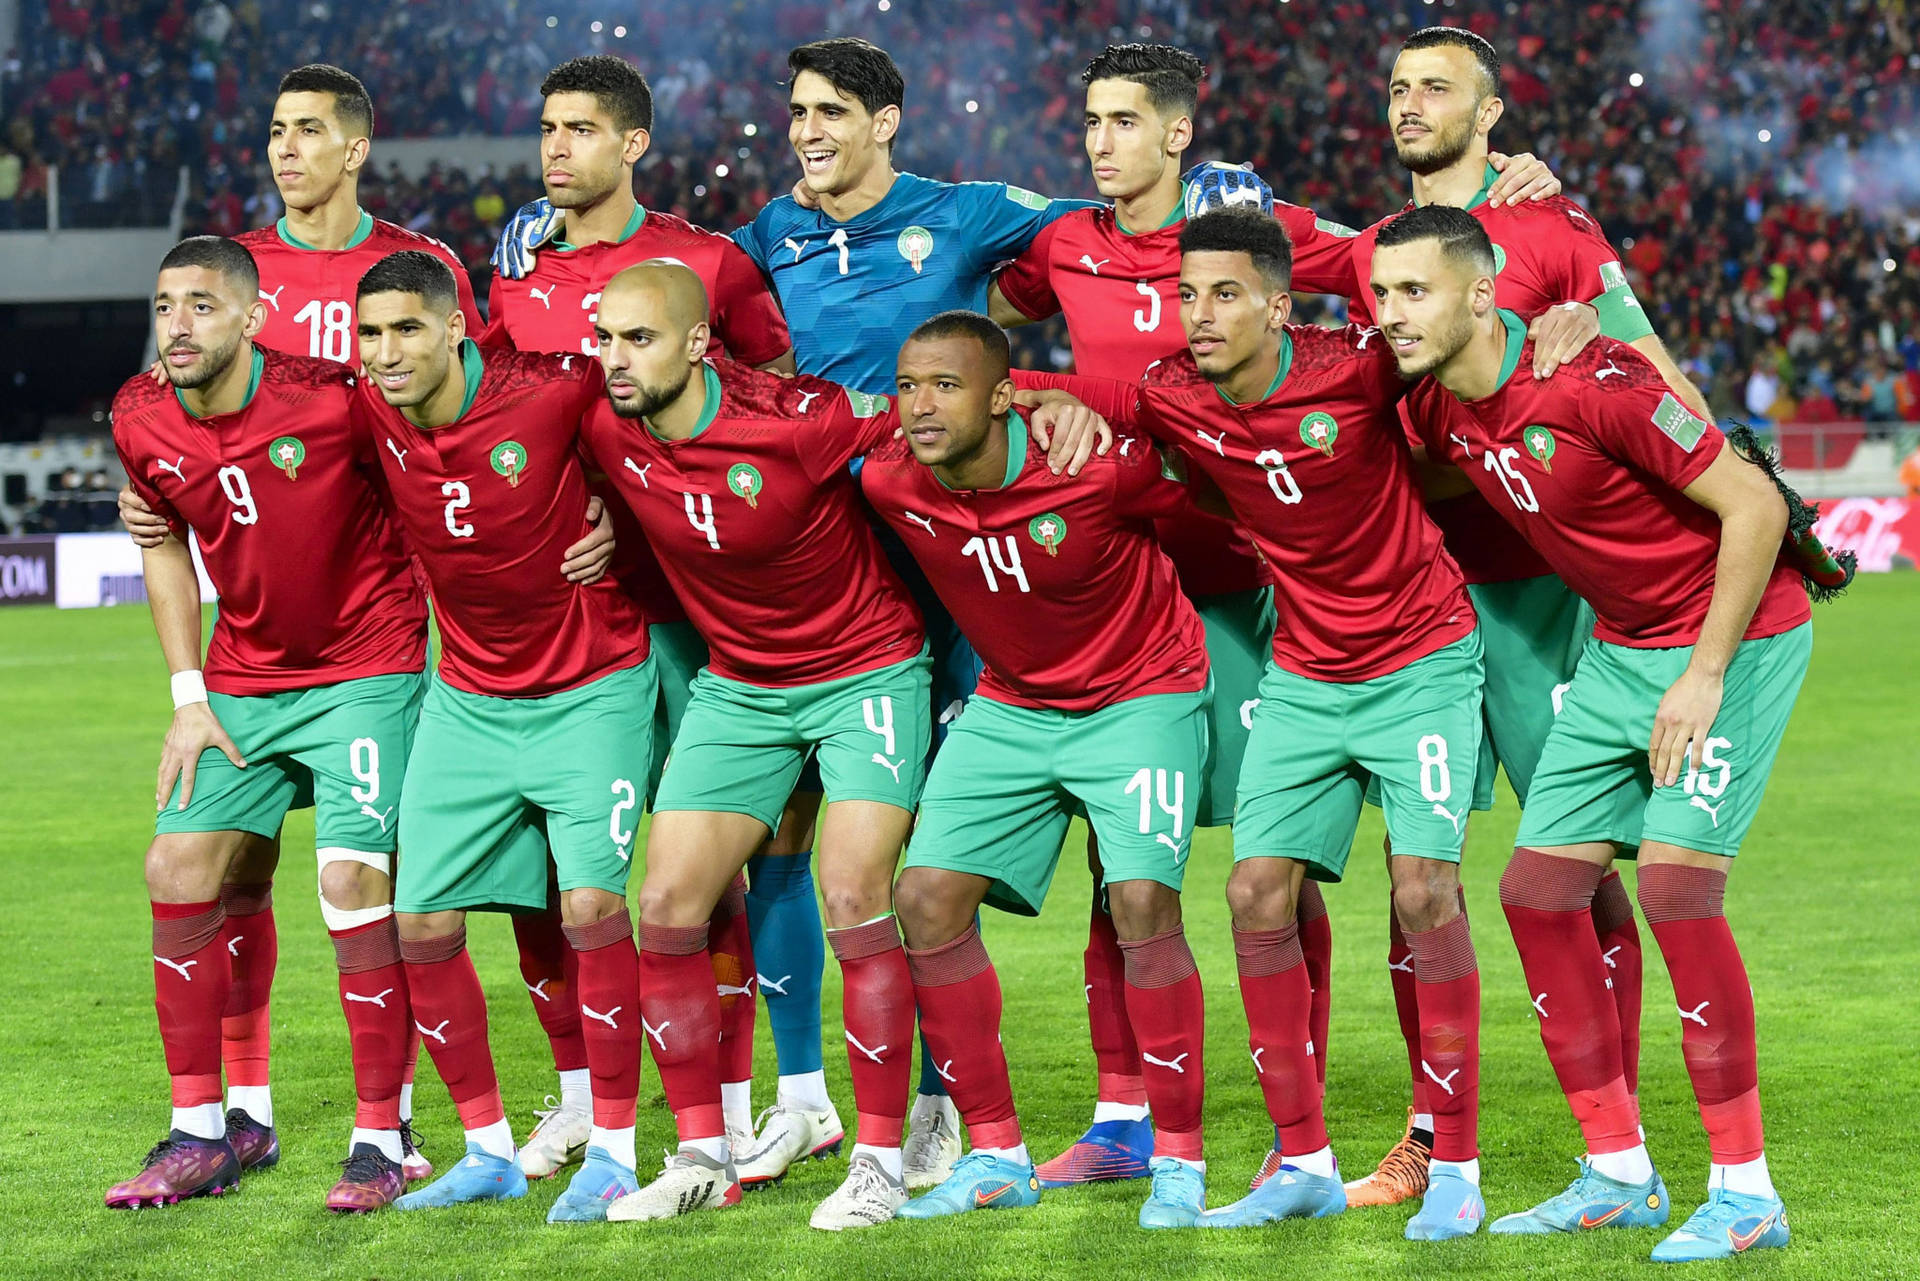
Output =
[
  {"x1": 810, "y1": 1154, "x2": 908, "y2": 1231},
  {"x1": 903, "y1": 1093, "x2": 962, "y2": 1191},
  {"x1": 735, "y1": 1101, "x2": 845, "y2": 1187},
  {"x1": 517, "y1": 1095, "x2": 591, "y2": 1180},
  {"x1": 726, "y1": 1120, "x2": 755, "y2": 1165},
  {"x1": 605, "y1": 1147, "x2": 741, "y2": 1222}
]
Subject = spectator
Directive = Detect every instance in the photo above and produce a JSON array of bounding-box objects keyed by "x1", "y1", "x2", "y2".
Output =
[{"x1": 1747, "y1": 360, "x2": 1784, "y2": 423}]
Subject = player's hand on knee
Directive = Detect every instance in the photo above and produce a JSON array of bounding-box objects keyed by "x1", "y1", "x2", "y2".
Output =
[
  {"x1": 1486, "y1": 151, "x2": 1562, "y2": 205},
  {"x1": 562, "y1": 496, "x2": 616, "y2": 583},
  {"x1": 1649, "y1": 664, "x2": 1724, "y2": 788},
  {"x1": 491, "y1": 197, "x2": 563, "y2": 280},
  {"x1": 1527, "y1": 301, "x2": 1601, "y2": 378},
  {"x1": 1028, "y1": 397, "x2": 1113, "y2": 475},
  {"x1": 157, "y1": 703, "x2": 246, "y2": 811},
  {"x1": 119, "y1": 484, "x2": 170, "y2": 548}
]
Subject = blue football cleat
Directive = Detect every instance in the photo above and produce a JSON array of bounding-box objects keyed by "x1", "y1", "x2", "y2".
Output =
[
  {"x1": 1035, "y1": 1119, "x2": 1154, "y2": 1187},
  {"x1": 393, "y1": 1142, "x2": 528, "y2": 1211},
  {"x1": 546, "y1": 1146, "x2": 639, "y2": 1223},
  {"x1": 1139, "y1": 1156, "x2": 1205, "y2": 1229},
  {"x1": 1405, "y1": 1167, "x2": 1485, "y2": 1240},
  {"x1": 897, "y1": 1152, "x2": 1041, "y2": 1219},
  {"x1": 1650, "y1": 1189, "x2": 1789, "y2": 1262},
  {"x1": 1199, "y1": 1164, "x2": 1345, "y2": 1227},
  {"x1": 1490, "y1": 1160, "x2": 1668, "y2": 1235}
]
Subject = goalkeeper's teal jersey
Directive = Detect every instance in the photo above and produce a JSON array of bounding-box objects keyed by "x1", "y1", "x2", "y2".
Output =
[{"x1": 733, "y1": 172, "x2": 1092, "y2": 394}]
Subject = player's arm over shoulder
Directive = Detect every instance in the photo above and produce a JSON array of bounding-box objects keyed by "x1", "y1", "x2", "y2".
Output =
[{"x1": 1514, "y1": 196, "x2": 1653, "y2": 344}]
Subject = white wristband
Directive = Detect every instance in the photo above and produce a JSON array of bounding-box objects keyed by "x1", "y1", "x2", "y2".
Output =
[{"x1": 170, "y1": 669, "x2": 208, "y2": 709}]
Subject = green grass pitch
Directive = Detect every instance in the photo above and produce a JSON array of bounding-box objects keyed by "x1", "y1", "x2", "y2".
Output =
[{"x1": 4, "y1": 577, "x2": 1917, "y2": 1280}]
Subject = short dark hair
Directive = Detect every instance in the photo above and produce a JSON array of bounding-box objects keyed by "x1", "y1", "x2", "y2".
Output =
[
  {"x1": 1401, "y1": 26, "x2": 1502, "y2": 99},
  {"x1": 787, "y1": 38, "x2": 905, "y2": 118},
  {"x1": 277, "y1": 64, "x2": 374, "y2": 138},
  {"x1": 1082, "y1": 43, "x2": 1205, "y2": 121},
  {"x1": 1373, "y1": 204, "x2": 1497, "y2": 278},
  {"x1": 541, "y1": 55, "x2": 653, "y2": 133},
  {"x1": 905, "y1": 310, "x2": 1011, "y2": 383},
  {"x1": 158, "y1": 235, "x2": 259, "y2": 296},
  {"x1": 357, "y1": 250, "x2": 458, "y2": 311},
  {"x1": 1178, "y1": 207, "x2": 1293, "y2": 291}
]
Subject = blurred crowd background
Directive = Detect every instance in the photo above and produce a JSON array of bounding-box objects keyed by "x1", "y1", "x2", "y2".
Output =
[{"x1": 4, "y1": 0, "x2": 1919, "y2": 434}]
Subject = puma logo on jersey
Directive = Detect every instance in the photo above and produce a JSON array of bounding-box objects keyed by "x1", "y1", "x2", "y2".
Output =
[
  {"x1": 1355, "y1": 327, "x2": 1379, "y2": 349},
  {"x1": 360, "y1": 803, "x2": 394, "y2": 833},
  {"x1": 756, "y1": 973, "x2": 791, "y2": 997},
  {"x1": 1078, "y1": 254, "x2": 1110, "y2": 275},
  {"x1": 939, "y1": 699, "x2": 965, "y2": 725},
  {"x1": 845, "y1": 1030, "x2": 889, "y2": 1063},
  {"x1": 1155, "y1": 833, "x2": 1190, "y2": 863},
  {"x1": 902, "y1": 510, "x2": 937, "y2": 537},
  {"x1": 258, "y1": 285, "x2": 286, "y2": 312},
  {"x1": 1566, "y1": 206, "x2": 1595, "y2": 227},
  {"x1": 1421, "y1": 1060, "x2": 1462, "y2": 1096},
  {"x1": 872, "y1": 753, "x2": 905, "y2": 784},
  {"x1": 1596, "y1": 360, "x2": 1626, "y2": 380},
  {"x1": 156, "y1": 456, "x2": 187, "y2": 484},
  {"x1": 796, "y1": 390, "x2": 821, "y2": 413},
  {"x1": 1240, "y1": 699, "x2": 1260, "y2": 730},
  {"x1": 1449, "y1": 432, "x2": 1475, "y2": 458},
  {"x1": 386, "y1": 439, "x2": 408, "y2": 471},
  {"x1": 1551, "y1": 682, "x2": 1572, "y2": 715},
  {"x1": 1119, "y1": 436, "x2": 1134, "y2": 456},
  {"x1": 1678, "y1": 1000, "x2": 1711, "y2": 1027},
  {"x1": 1689, "y1": 795, "x2": 1724, "y2": 827},
  {"x1": 783, "y1": 237, "x2": 809, "y2": 262},
  {"x1": 1431, "y1": 802, "x2": 1465, "y2": 836},
  {"x1": 934, "y1": 1058, "x2": 958, "y2": 1084},
  {"x1": 416, "y1": 1019, "x2": 451, "y2": 1044},
  {"x1": 529, "y1": 285, "x2": 555, "y2": 309},
  {"x1": 155, "y1": 956, "x2": 197, "y2": 981},
  {"x1": 345, "y1": 987, "x2": 394, "y2": 1008},
  {"x1": 581, "y1": 1003, "x2": 622, "y2": 1030},
  {"x1": 623, "y1": 457, "x2": 652, "y2": 488},
  {"x1": 1141, "y1": 1051, "x2": 1189, "y2": 1075},
  {"x1": 1195, "y1": 429, "x2": 1227, "y2": 456}
]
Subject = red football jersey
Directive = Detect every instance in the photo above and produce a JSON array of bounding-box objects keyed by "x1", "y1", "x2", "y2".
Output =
[
  {"x1": 235, "y1": 211, "x2": 481, "y2": 364},
  {"x1": 1347, "y1": 169, "x2": 1654, "y2": 585},
  {"x1": 577, "y1": 358, "x2": 923, "y2": 688},
  {"x1": 1406, "y1": 317, "x2": 1811, "y2": 648},
  {"x1": 357, "y1": 343, "x2": 647, "y2": 697},
  {"x1": 1033, "y1": 325, "x2": 1476, "y2": 682},
  {"x1": 996, "y1": 201, "x2": 1362, "y2": 598},
  {"x1": 480, "y1": 205, "x2": 790, "y2": 365},
  {"x1": 860, "y1": 413, "x2": 1208, "y2": 712},
  {"x1": 112, "y1": 346, "x2": 427, "y2": 695}
]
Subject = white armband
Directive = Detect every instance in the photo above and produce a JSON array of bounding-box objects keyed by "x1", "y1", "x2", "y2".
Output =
[{"x1": 171, "y1": 669, "x2": 208, "y2": 709}]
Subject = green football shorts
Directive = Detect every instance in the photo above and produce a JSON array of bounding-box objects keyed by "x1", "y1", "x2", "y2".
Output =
[
  {"x1": 1194, "y1": 587, "x2": 1277, "y2": 828},
  {"x1": 155, "y1": 669, "x2": 426, "y2": 852},
  {"x1": 646, "y1": 620, "x2": 710, "y2": 805},
  {"x1": 1515, "y1": 622, "x2": 1811, "y2": 857},
  {"x1": 394, "y1": 661, "x2": 656, "y2": 913},
  {"x1": 1236, "y1": 632, "x2": 1486, "y2": 880},
  {"x1": 905, "y1": 684, "x2": 1212, "y2": 916},
  {"x1": 652, "y1": 647, "x2": 933, "y2": 830}
]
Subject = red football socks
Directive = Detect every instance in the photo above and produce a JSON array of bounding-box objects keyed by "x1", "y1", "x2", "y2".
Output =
[
  {"x1": 152, "y1": 900, "x2": 230, "y2": 1108},
  {"x1": 330, "y1": 916, "x2": 410, "y2": 1130},
  {"x1": 905, "y1": 924, "x2": 1021, "y2": 1151},
  {"x1": 565, "y1": 911, "x2": 642, "y2": 1133},
  {"x1": 638, "y1": 921, "x2": 724, "y2": 1142},
  {"x1": 1297, "y1": 881, "x2": 1332, "y2": 1088},
  {"x1": 1234, "y1": 922, "x2": 1327, "y2": 1156},
  {"x1": 1118, "y1": 927, "x2": 1205, "y2": 1161},
  {"x1": 1638, "y1": 864, "x2": 1764, "y2": 1163},
  {"x1": 513, "y1": 902, "x2": 587, "y2": 1074},
  {"x1": 1592, "y1": 870, "x2": 1645, "y2": 1096},
  {"x1": 829, "y1": 916, "x2": 913, "y2": 1148},
  {"x1": 400, "y1": 927, "x2": 504, "y2": 1130},
  {"x1": 710, "y1": 876, "x2": 757, "y2": 1089},
  {"x1": 217, "y1": 882, "x2": 276, "y2": 1092},
  {"x1": 1085, "y1": 900, "x2": 1147, "y2": 1106},
  {"x1": 1403, "y1": 911, "x2": 1480, "y2": 1162}
]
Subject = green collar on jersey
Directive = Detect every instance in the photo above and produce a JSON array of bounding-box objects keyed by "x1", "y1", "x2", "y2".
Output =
[
  {"x1": 175, "y1": 344, "x2": 264, "y2": 418},
  {"x1": 646, "y1": 362, "x2": 722, "y2": 442},
  {"x1": 555, "y1": 203, "x2": 646, "y2": 253},
  {"x1": 1493, "y1": 308, "x2": 1529, "y2": 390},
  {"x1": 934, "y1": 409, "x2": 1028, "y2": 491},
  {"x1": 1215, "y1": 330, "x2": 1294, "y2": 407},
  {"x1": 453, "y1": 339, "x2": 485, "y2": 421},
  {"x1": 276, "y1": 207, "x2": 374, "y2": 251},
  {"x1": 1115, "y1": 200, "x2": 1184, "y2": 236},
  {"x1": 1415, "y1": 162, "x2": 1499, "y2": 213}
]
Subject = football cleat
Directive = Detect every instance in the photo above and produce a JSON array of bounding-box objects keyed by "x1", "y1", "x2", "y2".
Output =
[
  {"x1": 1650, "y1": 1189, "x2": 1789, "y2": 1263},
  {"x1": 1200, "y1": 1165, "x2": 1345, "y2": 1227},
  {"x1": 547, "y1": 1146, "x2": 640, "y2": 1223},
  {"x1": 224, "y1": 1108, "x2": 280, "y2": 1171},
  {"x1": 400, "y1": 1119, "x2": 432, "y2": 1182},
  {"x1": 897, "y1": 1151, "x2": 1041, "y2": 1219},
  {"x1": 1249, "y1": 1145, "x2": 1286, "y2": 1190},
  {"x1": 105, "y1": 1132, "x2": 241, "y2": 1208},
  {"x1": 1489, "y1": 1160, "x2": 1669, "y2": 1235},
  {"x1": 809, "y1": 1154, "x2": 908, "y2": 1231},
  {"x1": 1035, "y1": 1118, "x2": 1154, "y2": 1187},
  {"x1": 1342, "y1": 1109, "x2": 1430, "y2": 1206},
  {"x1": 606, "y1": 1146, "x2": 741, "y2": 1222},
  {"x1": 726, "y1": 1120, "x2": 755, "y2": 1165},
  {"x1": 1138, "y1": 1156, "x2": 1206, "y2": 1230},
  {"x1": 735, "y1": 1100, "x2": 845, "y2": 1187},
  {"x1": 326, "y1": 1144, "x2": 405, "y2": 1213},
  {"x1": 392, "y1": 1142, "x2": 528, "y2": 1210},
  {"x1": 517, "y1": 1094, "x2": 591, "y2": 1180},
  {"x1": 1405, "y1": 1167, "x2": 1485, "y2": 1240},
  {"x1": 902, "y1": 1092, "x2": 963, "y2": 1191}
]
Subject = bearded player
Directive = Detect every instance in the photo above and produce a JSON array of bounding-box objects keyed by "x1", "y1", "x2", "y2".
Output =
[
  {"x1": 478, "y1": 53, "x2": 792, "y2": 1176},
  {"x1": 107, "y1": 236, "x2": 428, "y2": 1212},
  {"x1": 1375, "y1": 204, "x2": 1820, "y2": 1262}
]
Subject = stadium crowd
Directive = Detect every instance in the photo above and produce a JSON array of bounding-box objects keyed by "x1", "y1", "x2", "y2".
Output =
[{"x1": 6, "y1": 0, "x2": 1918, "y2": 420}]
